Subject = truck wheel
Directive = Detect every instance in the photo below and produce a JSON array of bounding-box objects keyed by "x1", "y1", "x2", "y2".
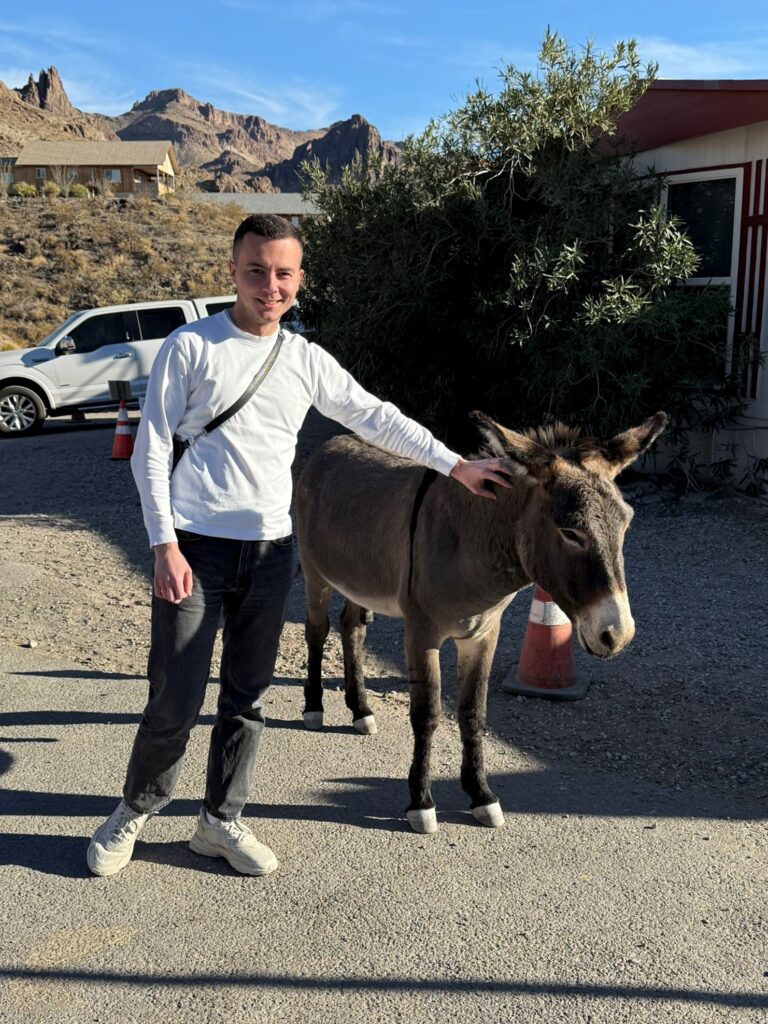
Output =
[{"x1": 0, "y1": 385, "x2": 46, "y2": 436}]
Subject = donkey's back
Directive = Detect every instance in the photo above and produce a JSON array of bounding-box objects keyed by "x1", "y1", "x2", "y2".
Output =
[{"x1": 297, "y1": 434, "x2": 426, "y2": 618}]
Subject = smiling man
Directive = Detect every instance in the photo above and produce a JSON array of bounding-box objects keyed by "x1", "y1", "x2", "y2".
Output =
[{"x1": 87, "y1": 213, "x2": 511, "y2": 879}]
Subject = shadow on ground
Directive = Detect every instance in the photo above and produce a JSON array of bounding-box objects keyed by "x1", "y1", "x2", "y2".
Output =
[{"x1": 2, "y1": 408, "x2": 767, "y2": 823}]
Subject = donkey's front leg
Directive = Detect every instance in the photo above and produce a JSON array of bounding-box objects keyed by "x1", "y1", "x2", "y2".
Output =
[
  {"x1": 405, "y1": 617, "x2": 443, "y2": 834},
  {"x1": 340, "y1": 600, "x2": 377, "y2": 734},
  {"x1": 303, "y1": 567, "x2": 332, "y2": 730},
  {"x1": 455, "y1": 620, "x2": 504, "y2": 827}
]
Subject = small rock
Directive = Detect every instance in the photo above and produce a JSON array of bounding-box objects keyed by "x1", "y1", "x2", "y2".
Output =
[{"x1": 24, "y1": 639, "x2": 38, "y2": 649}]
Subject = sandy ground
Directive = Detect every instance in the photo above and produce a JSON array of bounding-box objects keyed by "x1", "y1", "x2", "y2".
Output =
[
  {"x1": 1, "y1": 409, "x2": 767, "y2": 1022},
  {"x1": 2, "y1": 410, "x2": 767, "y2": 797}
]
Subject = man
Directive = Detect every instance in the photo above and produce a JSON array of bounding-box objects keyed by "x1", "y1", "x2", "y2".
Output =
[{"x1": 87, "y1": 213, "x2": 512, "y2": 878}]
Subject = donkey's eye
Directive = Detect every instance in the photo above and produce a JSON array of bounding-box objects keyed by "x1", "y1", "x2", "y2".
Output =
[{"x1": 559, "y1": 528, "x2": 587, "y2": 549}]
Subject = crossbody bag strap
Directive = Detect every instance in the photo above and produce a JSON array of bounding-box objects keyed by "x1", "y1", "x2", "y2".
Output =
[
  {"x1": 202, "y1": 326, "x2": 285, "y2": 436},
  {"x1": 172, "y1": 327, "x2": 284, "y2": 471}
]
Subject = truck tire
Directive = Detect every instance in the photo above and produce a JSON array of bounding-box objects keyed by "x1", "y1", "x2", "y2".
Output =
[{"x1": 0, "y1": 385, "x2": 46, "y2": 436}]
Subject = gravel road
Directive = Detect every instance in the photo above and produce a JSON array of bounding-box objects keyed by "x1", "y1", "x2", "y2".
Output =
[
  {"x1": 2, "y1": 410, "x2": 767, "y2": 798},
  {"x1": 1, "y1": 408, "x2": 767, "y2": 1022}
]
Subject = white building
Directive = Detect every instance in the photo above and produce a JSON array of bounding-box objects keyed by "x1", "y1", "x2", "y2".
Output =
[{"x1": 619, "y1": 80, "x2": 768, "y2": 478}]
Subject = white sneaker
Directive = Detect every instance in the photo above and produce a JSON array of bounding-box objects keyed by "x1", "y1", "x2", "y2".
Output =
[
  {"x1": 189, "y1": 809, "x2": 278, "y2": 876},
  {"x1": 87, "y1": 799, "x2": 152, "y2": 877}
]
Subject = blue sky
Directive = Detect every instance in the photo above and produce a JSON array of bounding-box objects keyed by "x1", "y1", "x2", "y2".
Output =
[{"x1": 1, "y1": 2, "x2": 767, "y2": 140}]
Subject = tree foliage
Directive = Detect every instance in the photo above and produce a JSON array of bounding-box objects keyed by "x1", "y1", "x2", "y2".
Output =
[{"x1": 300, "y1": 31, "x2": 741, "y2": 461}]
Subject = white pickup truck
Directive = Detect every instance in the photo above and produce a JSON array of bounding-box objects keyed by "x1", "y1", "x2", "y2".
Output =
[{"x1": 0, "y1": 295, "x2": 236, "y2": 436}]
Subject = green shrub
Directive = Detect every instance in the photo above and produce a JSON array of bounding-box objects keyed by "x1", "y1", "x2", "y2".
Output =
[
  {"x1": 9, "y1": 182, "x2": 37, "y2": 197},
  {"x1": 68, "y1": 183, "x2": 90, "y2": 198},
  {"x1": 43, "y1": 181, "x2": 61, "y2": 198},
  {"x1": 301, "y1": 31, "x2": 743, "y2": 474}
]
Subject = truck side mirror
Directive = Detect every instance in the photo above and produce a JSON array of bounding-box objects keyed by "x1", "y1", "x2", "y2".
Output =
[{"x1": 56, "y1": 336, "x2": 76, "y2": 355}]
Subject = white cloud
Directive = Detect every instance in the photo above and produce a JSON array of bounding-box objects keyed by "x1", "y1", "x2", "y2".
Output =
[
  {"x1": 61, "y1": 75, "x2": 137, "y2": 117},
  {"x1": 187, "y1": 66, "x2": 343, "y2": 128},
  {"x1": 636, "y1": 36, "x2": 768, "y2": 78},
  {"x1": 0, "y1": 19, "x2": 116, "y2": 53}
]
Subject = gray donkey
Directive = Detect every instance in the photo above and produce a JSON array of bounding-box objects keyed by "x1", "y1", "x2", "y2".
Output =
[{"x1": 296, "y1": 411, "x2": 667, "y2": 834}]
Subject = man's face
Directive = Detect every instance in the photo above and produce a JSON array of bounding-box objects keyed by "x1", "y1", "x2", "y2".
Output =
[{"x1": 229, "y1": 232, "x2": 304, "y2": 335}]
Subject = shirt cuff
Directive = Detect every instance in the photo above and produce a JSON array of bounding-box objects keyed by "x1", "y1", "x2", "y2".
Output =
[
  {"x1": 428, "y1": 446, "x2": 463, "y2": 477},
  {"x1": 147, "y1": 523, "x2": 179, "y2": 549}
]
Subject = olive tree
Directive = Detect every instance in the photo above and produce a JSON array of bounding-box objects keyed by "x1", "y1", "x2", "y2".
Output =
[{"x1": 300, "y1": 31, "x2": 740, "y2": 468}]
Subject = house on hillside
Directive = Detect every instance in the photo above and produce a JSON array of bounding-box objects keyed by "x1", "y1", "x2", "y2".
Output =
[
  {"x1": 618, "y1": 80, "x2": 768, "y2": 475},
  {"x1": 184, "y1": 190, "x2": 320, "y2": 225},
  {"x1": 12, "y1": 140, "x2": 179, "y2": 196}
]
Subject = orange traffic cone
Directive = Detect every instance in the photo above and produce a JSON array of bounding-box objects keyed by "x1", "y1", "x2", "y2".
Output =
[
  {"x1": 501, "y1": 586, "x2": 590, "y2": 701},
  {"x1": 110, "y1": 400, "x2": 134, "y2": 460}
]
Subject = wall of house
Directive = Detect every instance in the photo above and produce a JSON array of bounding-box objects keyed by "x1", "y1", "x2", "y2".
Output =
[
  {"x1": 12, "y1": 165, "x2": 141, "y2": 194},
  {"x1": 635, "y1": 122, "x2": 768, "y2": 478},
  {"x1": 158, "y1": 153, "x2": 176, "y2": 177}
]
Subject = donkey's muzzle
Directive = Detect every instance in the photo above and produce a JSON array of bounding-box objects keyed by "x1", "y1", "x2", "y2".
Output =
[{"x1": 577, "y1": 591, "x2": 635, "y2": 658}]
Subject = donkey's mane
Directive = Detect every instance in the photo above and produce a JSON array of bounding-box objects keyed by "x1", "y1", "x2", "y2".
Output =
[{"x1": 525, "y1": 422, "x2": 602, "y2": 461}]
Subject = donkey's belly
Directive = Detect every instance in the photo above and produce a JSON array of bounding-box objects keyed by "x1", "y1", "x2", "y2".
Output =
[{"x1": 326, "y1": 578, "x2": 403, "y2": 619}]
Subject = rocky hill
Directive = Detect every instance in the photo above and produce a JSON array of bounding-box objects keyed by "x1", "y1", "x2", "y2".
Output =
[
  {"x1": 267, "y1": 114, "x2": 400, "y2": 190},
  {"x1": 1, "y1": 68, "x2": 400, "y2": 192},
  {"x1": 0, "y1": 69, "x2": 116, "y2": 156},
  {"x1": 0, "y1": 195, "x2": 243, "y2": 349}
]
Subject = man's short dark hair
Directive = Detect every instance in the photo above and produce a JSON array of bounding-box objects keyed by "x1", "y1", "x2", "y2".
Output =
[{"x1": 232, "y1": 214, "x2": 303, "y2": 258}]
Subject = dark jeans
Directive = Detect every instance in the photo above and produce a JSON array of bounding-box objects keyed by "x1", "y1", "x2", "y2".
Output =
[{"x1": 123, "y1": 531, "x2": 295, "y2": 821}]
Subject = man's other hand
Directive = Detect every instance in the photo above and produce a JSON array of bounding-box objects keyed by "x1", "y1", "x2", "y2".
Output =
[
  {"x1": 449, "y1": 458, "x2": 515, "y2": 500},
  {"x1": 153, "y1": 543, "x2": 194, "y2": 603}
]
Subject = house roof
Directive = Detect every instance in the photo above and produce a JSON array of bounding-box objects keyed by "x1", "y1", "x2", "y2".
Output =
[
  {"x1": 184, "y1": 192, "x2": 320, "y2": 215},
  {"x1": 14, "y1": 140, "x2": 179, "y2": 173},
  {"x1": 616, "y1": 80, "x2": 768, "y2": 153}
]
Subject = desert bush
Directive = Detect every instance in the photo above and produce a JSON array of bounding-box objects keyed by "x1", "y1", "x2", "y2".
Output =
[
  {"x1": 68, "y1": 183, "x2": 90, "y2": 198},
  {"x1": 43, "y1": 181, "x2": 61, "y2": 198},
  {"x1": 301, "y1": 31, "x2": 742, "y2": 470},
  {"x1": 9, "y1": 182, "x2": 37, "y2": 198},
  {"x1": 0, "y1": 196, "x2": 235, "y2": 347}
]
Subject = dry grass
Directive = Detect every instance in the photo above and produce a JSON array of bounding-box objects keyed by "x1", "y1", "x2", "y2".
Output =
[{"x1": 0, "y1": 195, "x2": 244, "y2": 349}]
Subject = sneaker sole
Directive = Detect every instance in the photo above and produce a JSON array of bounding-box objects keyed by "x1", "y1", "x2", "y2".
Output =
[
  {"x1": 189, "y1": 834, "x2": 278, "y2": 877},
  {"x1": 86, "y1": 843, "x2": 133, "y2": 877}
]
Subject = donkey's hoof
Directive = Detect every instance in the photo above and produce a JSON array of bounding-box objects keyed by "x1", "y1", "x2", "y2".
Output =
[
  {"x1": 471, "y1": 802, "x2": 505, "y2": 828},
  {"x1": 303, "y1": 711, "x2": 324, "y2": 731},
  {"x1": 353, "y1": 714, "x2": 378, "y2": 735},
  {"x1": 407, "y1": 808, "x2": 438, "y2": 834}
]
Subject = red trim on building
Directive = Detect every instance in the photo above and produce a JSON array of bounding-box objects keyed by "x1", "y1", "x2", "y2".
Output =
[
  {"x1": 617, "y1": 80, "x2": 768, "y2": 152},
  {"x1": 735, "y1": 163, "x2": 751, "y2": 335},
  {"x1": 755, "y1": 168, "x2": 768, "y2": 339}
]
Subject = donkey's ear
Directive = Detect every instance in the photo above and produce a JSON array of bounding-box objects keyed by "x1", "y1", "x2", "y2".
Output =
[
  {"x1": 470, "y1": 411, "x2": 553, "y2": 478},
  {"x1": 603, "y1": 412, "x2": 668, "y2": 478},
  {"x1": 470, "y1": 411, "x2": 514, "y2": 457}
]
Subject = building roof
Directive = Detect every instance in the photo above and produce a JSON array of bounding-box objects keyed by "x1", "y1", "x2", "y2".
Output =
[
  {"x1": 616, "y1": 80, "x2": 768, "y2": 153},
  {"x1": 15, "y1": 140, "x2": 179, "y2": 173},
  {"x1": 184, "y1": 192, "x2": 320, "y2": 215}
]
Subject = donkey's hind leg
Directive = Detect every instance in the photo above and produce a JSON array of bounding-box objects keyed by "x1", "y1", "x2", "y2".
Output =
[
  {"x1": 303, "y1": 565, "x2": 333, "y2": 730},
  {"x1": 340, "y1": 600, "x2": 377, "y2": 734},
  {"x1": 454, "y1": 622, "x2": 504, "y2": 827},
  {"x1": 404, "y1": 616, "x2": 443, "y2": 834}
]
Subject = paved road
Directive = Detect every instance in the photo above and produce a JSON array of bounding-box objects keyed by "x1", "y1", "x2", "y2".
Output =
[
  {"x1": 2, "y1": 642, "x2": 766, "y2": 1023},
  {"x1": 1, "y1": 411, "x2": 766, "y2": 1022}
]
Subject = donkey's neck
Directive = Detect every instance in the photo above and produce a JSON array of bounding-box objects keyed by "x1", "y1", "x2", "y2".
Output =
[{"x1": 429, "y1": 473, "x2": 534, "y2": 602}]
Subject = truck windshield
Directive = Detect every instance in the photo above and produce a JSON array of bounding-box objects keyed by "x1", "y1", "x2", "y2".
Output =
[{"x1": 35, "y1": 314, "x2": 81, "y2": 347}]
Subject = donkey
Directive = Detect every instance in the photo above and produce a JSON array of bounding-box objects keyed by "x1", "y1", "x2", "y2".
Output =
[{"x1": 295, "y1": 411, "x2": 667, "y2": 834}]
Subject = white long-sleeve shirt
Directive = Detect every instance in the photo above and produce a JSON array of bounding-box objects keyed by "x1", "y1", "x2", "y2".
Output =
[{"x1": 131, "y1": 311, "x2": 461, "y2": 547}]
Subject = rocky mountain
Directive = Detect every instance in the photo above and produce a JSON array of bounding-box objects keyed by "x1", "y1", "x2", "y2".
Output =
[
  {"x1": 267, "y1": 113, "x2": 400, "y2": 191},
  {"x1": 107, "y1": 87, "x2": 324, "y2": 176},
  {"x1": 15, "y1": 66, "x2": 76, "y2": 118},
  {"x1": 0, "y1": 68, "x2": 400, "y2": 193},
  {"x1": 0, "y1": 70, "x2": 116, "y2": 157}
]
